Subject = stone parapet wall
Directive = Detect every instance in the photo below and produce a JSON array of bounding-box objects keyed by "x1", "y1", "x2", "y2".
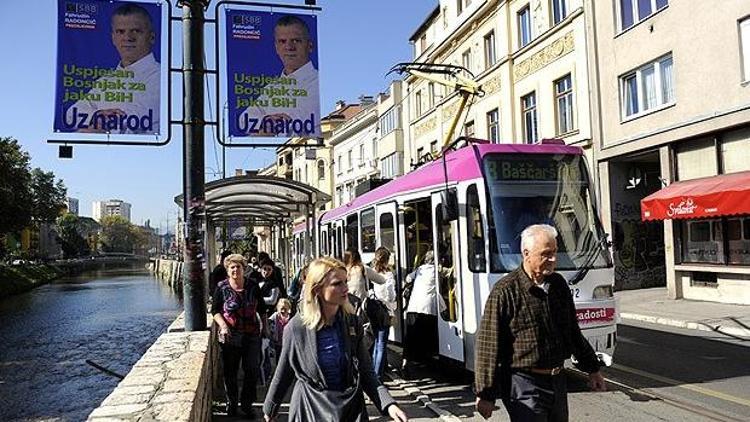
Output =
[
  {"x1": 87, "y1": 313, "x2": 217, "y2": 422},
  {"x1": 152, "y1": 259, "x2": 184, "y2": 290}
]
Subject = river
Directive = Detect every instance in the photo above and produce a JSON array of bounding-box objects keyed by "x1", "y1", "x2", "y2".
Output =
[{"x1": 0, "y1": 267, "x2": 183, "y2": 421}]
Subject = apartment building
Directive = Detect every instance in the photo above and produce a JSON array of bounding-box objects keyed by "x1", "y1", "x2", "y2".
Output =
[
  {"x1": 407, "y1": 0, "x2": 593, "y2": 168},
  {"x1": 587, "y1": 0, "x2": 750, "y2": 303},
  {"x1": 92, "y1": 199, "x2": 132, "y2": 222},
  {"x1": 330, "y1": 98, "x2": 379, "y2": 207}
]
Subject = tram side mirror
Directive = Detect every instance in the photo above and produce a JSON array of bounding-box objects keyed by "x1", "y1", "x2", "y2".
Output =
[{"x1": 441, "y1": 190, "x2": 459, "y2": 222}]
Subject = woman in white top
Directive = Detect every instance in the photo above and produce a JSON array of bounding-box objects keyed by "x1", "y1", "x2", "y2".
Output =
[
  {"x1": 402, "y1": 250, "x2": 439, "y2": 371},
  {"x1": 344, "y1": 249, "x2": 386, "y2": 301},
  {"x1": 370, "y1": 247, "x2": 397, "y2": 378}
]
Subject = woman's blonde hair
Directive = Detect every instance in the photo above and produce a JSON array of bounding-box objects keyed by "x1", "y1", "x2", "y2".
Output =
[
  {"x1": 223, "y1": 253, "x2": 247, "y2": 269},
  {"x1": 301, "y1": 256, "x2": 354, "y2": 330}
]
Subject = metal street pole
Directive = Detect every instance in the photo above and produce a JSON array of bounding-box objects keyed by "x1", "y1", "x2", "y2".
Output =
[{"x1": 181, "y1": 0, "x2": 208, "y2": 331}]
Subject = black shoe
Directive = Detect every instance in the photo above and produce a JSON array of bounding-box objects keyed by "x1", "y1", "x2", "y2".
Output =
[
  {"x1": 226, "y1": 401, "x2": 238, "y2": 417},
  {"x1": 241, "y1": 405, "x2": 256, "y2": 419}
]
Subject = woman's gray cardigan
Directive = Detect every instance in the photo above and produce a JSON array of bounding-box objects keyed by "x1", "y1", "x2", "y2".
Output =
[{"x1": 263, "y1": 312, "x2": 396, "y2": 421}]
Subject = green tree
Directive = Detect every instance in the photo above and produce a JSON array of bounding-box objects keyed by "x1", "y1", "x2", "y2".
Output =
[
  {"x1": 0, "y1": 137, "x2": 33, "y2": 258},
  {"x1": 56, "y1": 213, "x2": 90, "y2": 258},
  {"x1": 30, "y1": 168, "x2": 67, "y2": 223},
  {"x1": 100, "y1": 215, "x2": 136, "y2": 253}
]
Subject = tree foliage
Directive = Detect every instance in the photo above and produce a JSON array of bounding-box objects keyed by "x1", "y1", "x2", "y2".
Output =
[
  {"x1": 56, "y1": 213, "x2": 90, "y2": 258},
  {"x1": 30, "y1": 168, "x2": 67, "y2": 223},
  {"x1": 99, "y1": 215, "x2": 149, "y2": 254},
  {"x1": 0, "y1": 137, "x2": 33, "y2": 235}
]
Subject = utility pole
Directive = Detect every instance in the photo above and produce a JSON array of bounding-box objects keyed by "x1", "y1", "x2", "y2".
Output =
[{"x1": 181, "y1": 0, "x2": 208, "y2": 331}]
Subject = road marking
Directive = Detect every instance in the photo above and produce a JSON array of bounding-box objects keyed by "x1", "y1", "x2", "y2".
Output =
[{"x1": 614, "y1": 363, "x2": 750, "y2": 408}]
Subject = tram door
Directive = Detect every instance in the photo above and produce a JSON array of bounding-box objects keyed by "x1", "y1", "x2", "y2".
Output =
[
  {"x1": 431, "y1": 191, "x2": 464, "y2": 362},
  {"x1": 376, "y1": 202, "x2": 402, "y2": 342}
]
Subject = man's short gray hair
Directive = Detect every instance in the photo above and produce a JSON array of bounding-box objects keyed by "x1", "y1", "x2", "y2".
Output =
[{"x1": 520, "y1": 224, "x2": 558, "y2": 251}]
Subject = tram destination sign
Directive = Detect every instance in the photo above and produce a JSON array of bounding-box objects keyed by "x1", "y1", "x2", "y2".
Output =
[{"x1": 486, "y1": 158, "x2": 558, "y2": 181}]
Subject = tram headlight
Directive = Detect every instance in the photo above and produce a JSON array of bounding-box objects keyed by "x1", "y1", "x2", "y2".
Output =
[{"x1": 592, "y1": 285, "x2": 613, "y2": 299}]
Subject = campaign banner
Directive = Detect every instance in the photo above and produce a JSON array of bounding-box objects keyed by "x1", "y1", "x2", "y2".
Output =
[
  {"x1": 54, "y1": 0, "x2": 162, "y2": 135},
  {"x1": 225, "y1": 10, "x2": 321, "y2": 138}
]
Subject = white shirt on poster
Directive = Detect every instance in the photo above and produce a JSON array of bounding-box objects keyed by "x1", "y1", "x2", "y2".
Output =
[
  {"x1": 69, "y1": 53, "x2": 160, "y2": 134},
  {"x1": 239, "y1": 60, "x2": 320, "y2": 137}
]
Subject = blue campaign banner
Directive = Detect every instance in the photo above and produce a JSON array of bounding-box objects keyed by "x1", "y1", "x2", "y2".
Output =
[
  {"x1": 54, "y1": 0, "x2": 163, "y2": 136},
  {"x1": 225, "y1": 10, "x2": 321, "y2": 138}
]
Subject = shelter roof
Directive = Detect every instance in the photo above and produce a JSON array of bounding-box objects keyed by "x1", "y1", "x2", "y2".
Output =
[{"x1": 174, "y1": 175, "x2": 330, "y2": 225}]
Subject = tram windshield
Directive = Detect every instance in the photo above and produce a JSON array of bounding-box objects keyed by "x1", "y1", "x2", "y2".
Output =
[{"x1": 483, "y1": 153, "x2": 612, "y2": 272}]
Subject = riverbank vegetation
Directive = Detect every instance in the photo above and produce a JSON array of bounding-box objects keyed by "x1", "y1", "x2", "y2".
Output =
[{"x1": 0, "y1": 263, "x2": 65, "y2": 298}]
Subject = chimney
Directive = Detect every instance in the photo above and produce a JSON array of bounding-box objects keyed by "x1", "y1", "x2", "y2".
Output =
[
  {"x1": 235, "y1": 169, "x2": 244, "y2": 176},
  {"x1": 359, "y1": 95, "x2": 374, "y2": 106},
  {"x1": 335, "y1": 100, "x2": 346, "y2": 110}
]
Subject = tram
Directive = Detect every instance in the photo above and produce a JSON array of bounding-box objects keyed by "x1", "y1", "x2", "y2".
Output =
[{"x1": 293, "y1": 138, "x2": 617, "y2": 370}]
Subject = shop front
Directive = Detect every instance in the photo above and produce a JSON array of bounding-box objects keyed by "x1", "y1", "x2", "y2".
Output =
[{"x1": 642, "y1": 170, "x2": 750, "y2": 304}]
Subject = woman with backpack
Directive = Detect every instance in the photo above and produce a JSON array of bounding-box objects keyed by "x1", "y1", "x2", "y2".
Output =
[
  {"x1": 343, "y1": 249, "x2": 385, "y2": 301},
  {"x1": 369, "y1": 246, "x2": 397, "y2": 378},
  {"x1": 262, "y1": 257, "x2": 408, "y2": 422}
]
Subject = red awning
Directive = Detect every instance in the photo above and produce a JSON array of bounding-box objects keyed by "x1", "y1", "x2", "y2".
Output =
[{"x1": 641, "y1": 170, "x2": 750, "y2": 221}]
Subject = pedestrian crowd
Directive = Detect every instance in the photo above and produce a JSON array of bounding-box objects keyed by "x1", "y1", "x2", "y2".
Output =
[{"x1": 208, "y1": 223, "x2": 608, "y2": 422}]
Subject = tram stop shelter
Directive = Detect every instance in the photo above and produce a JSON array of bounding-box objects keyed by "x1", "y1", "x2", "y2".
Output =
[{"x1": 174, "y1": 174, "x2": 330, "y2": 286}]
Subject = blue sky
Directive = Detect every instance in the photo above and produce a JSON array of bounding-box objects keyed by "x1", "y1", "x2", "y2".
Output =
[{"x1": 0, "y1": 0, "x2": 435, "y2": 232}]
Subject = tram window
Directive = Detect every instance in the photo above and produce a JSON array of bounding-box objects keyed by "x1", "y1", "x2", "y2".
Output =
[
  {"x1": 360, "y1": 208, "x2": 376, "y2": 253},
  {"x1": 466, "y1": 184, "x2": 486, "y2": 272},
  {"x1": 435, "y1": 205, "x2": 458, "y2": 323},
  {"x1": 346, "y1": 214, "x2": 359, "y2": 251},
  {"x1": 380, "y1": 212, "x2": 395, "y2": 251},
  {"x1": 321, "y1": 232, "x2": 328, "y2": 255}
]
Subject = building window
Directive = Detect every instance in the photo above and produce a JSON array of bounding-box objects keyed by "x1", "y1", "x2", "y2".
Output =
[
  {"x1": 552, "y1": 0, "x2": 568, "y2": 25},
  {"x1": 380, "y1": 152, "x2": 403, "y2": 178},
  {"x1": 419, "y1": 34, "x2": 427, "y2": 53},
  {"x1": 464, "y1": 120, "x2": 475, "y2": 138},
  {"x1": 555, "y1": 74, "x2": 575, "y2": 134},
  {"x1": 359, "y1": 144, "x2": 365, "y2": 167},
  {"x1": 428, "y1": 82, "x2": 435, "y2": 108},
  {"x1": 416, "y1": 147, "x2": 425, "y2": 162},
  {"x1": 619, "y1": 0, "x2": 668, "y2": 31},
  {"x1": 486, "y1": 108, "x2": 499, "y2": 143},
  {"x1": 462, "y1": 48, "x2": 472, "y2": 73},
  {"x1": 415, "y1": 90, "x2": 422, "y2": 116},
  {"x1": 741, "y1": 17, "x2": 750, "y2": 82},
  {"x1": 337, "y1": 155, "x2": 342, "y2": 174},
  {"x1": 518, "y1": 5, "x2": 532, "y2": 48},
  {"x1": 317, "y1": 160, "x2": 325, "y2": 180},
  {"x1": 620, "y1": 54, "x2": 674, "y2": 119},
  {"x1": 347, "y1": 149, "x2": 353, "y2": 170},
  {"x1": 521, "y1": 92, "x2": 538, "y2": 143},
  {"x1": 456, "y1": 0, "x2": 463, "y2": 15},
  {"x1": 484, "y1": 31, "x2": 496, "y2": 69},
  {"x1": 379, "y1": 105, "x2": 401, "y2": 137}
]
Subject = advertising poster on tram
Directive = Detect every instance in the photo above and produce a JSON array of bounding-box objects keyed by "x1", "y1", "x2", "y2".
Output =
[
  {"x1": 54, "y1": 0, "x2": 163, "y2": 136},
  {"x1": 225, "y1": 9, "x2": 321, "y2": 138}
]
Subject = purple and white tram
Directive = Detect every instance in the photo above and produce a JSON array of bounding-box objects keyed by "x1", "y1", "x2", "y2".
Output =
[{"x1": 309, "y1": 139, "x2": 616, "y2": 370}]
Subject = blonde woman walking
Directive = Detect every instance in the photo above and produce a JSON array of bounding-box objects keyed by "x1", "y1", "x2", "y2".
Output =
[{"x1": 263, "y1": 257, "x2": 408, "y2": 422}]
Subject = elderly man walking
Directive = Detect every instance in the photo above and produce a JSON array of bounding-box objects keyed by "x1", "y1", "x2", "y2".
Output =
[{"x1": 474, "y1": 224, "x2": 606, "y2": 421}]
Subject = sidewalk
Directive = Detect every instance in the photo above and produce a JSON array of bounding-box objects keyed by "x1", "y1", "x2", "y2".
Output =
[{"x1": 616, "y1": 287, "x2": 750, "y2": 339}]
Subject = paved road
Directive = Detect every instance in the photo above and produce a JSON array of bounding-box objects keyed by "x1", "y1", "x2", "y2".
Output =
[{"x1": 213, "y1": 320, "x2": 750, "y2": 421}]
